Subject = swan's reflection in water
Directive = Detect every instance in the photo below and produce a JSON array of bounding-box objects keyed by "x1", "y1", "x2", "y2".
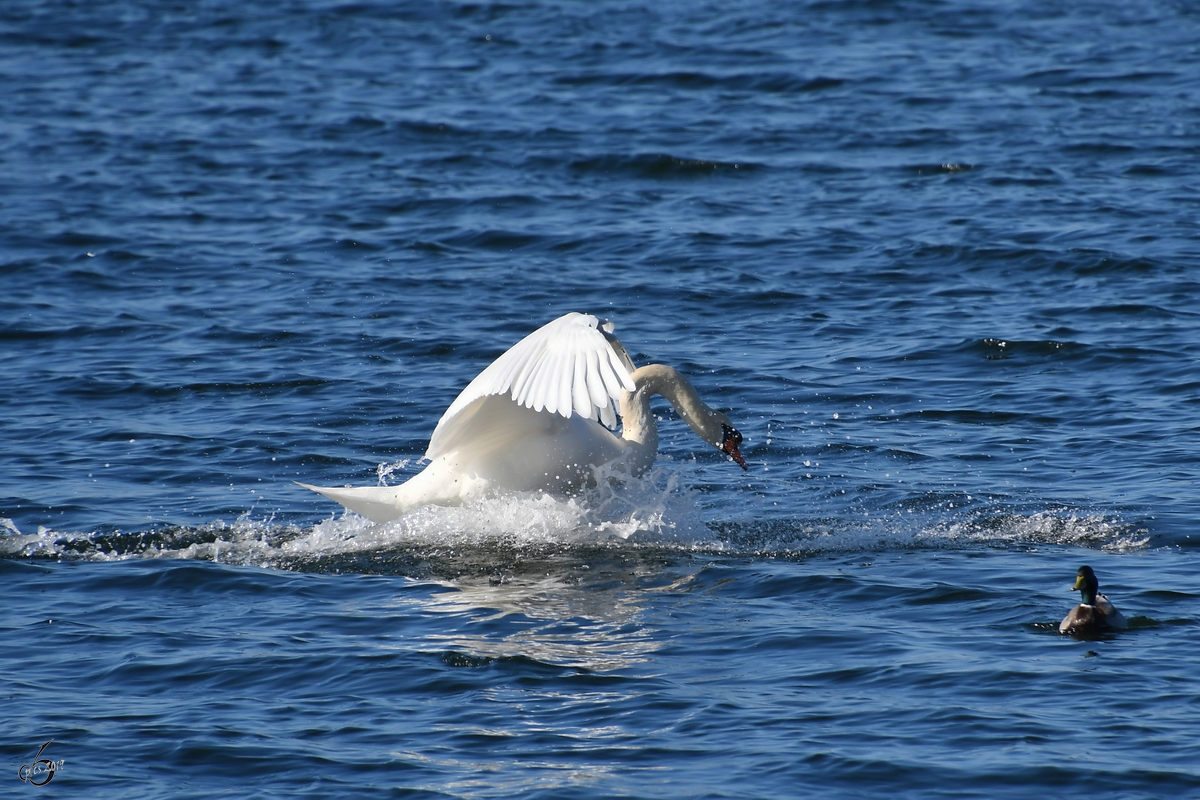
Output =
[
  {"x1": 422, "y1": 576, "x2": 655, "y2": 671},
  {"x1": 408, "y1": 546, "x2": 707, "y2": 672}
]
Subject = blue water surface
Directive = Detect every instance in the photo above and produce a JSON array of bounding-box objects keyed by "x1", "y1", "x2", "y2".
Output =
[{"x1": 3, "y1": 1, "x2": 1200, "y2": 797}]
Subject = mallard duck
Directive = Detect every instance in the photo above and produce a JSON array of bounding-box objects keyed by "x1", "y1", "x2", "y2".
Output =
[{"x1": 1059, "y1": 565, "x2": 1126, "y2": 635}]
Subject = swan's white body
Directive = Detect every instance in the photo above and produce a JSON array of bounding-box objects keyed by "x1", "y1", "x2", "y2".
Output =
[{"x1": 301, "y1": 312, "x2": 746, "y2": 523}]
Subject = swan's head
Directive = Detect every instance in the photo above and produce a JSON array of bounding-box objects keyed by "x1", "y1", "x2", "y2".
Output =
[{"x1": 717, "y1": 420, "x2": 748, "y2": 471}]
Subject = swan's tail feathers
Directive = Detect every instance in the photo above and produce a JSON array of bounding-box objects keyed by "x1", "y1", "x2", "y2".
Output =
[{"x1": 296, "y1": 482, "x2": 405, "y2": 524}]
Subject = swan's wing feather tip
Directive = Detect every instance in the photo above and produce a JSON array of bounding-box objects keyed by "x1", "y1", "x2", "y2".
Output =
[{"x1": 430, "y1": 312, "x2": 634, "y2": 442}]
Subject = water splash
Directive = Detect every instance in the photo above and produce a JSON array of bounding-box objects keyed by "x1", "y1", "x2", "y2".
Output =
[
  {"x1": 0, "y1": 472, "x2": 1149, "y2": 572},
  {"x1": 376, "y1": 458, "x2": 412, "y2": 485},
  {"x1": 710, "y1": 506, "x2": 1150, "y2": 557},
  {"x1": 0, "y1": 464, "x2": 716, "y2": 568}
]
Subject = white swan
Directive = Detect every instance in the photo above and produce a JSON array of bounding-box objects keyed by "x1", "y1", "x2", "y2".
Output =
[{"x1": 300, "y1": 312, "x2": 747, "y2": 523}]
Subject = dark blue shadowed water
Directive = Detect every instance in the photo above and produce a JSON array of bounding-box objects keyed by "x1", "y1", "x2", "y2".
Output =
[{"x1": 4, "y1": 0, "x2": 1200, "y2": 797}]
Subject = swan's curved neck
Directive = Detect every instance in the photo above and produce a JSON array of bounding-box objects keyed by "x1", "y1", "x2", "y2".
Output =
[{"x1": 619, "y1": 364, "x2": 724, "y2": 449}]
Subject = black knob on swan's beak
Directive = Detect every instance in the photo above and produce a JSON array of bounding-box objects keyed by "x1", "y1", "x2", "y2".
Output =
[{"x1": 721, "y1": 425, "x2": 748, "y2": 471}]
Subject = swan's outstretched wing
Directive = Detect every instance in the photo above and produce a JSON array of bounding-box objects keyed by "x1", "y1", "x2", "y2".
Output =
[{"x1": 427, "y1": 312, "x2": 635, "y2": 459}]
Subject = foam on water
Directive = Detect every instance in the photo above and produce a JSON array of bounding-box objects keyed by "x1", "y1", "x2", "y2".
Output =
[
  {"x1": 711, "y1": 508, "x2": 1149, "y2": 559},
  {"x1": 0, "y1": 464, "x2": 715, "y2": 566},
  {"x1": 0, "y1": 467, "x2": 1149, "y2": 572}
]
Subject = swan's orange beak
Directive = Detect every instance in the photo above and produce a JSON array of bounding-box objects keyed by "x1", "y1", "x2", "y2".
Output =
[{"x1": 721, "y1": 425, "x2": 748, "y2": 471}]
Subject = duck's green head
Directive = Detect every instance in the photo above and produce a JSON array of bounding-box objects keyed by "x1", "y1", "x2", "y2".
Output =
[{"x1": 1073, "y1": 565, "x2": 1099, "y2": 605}]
